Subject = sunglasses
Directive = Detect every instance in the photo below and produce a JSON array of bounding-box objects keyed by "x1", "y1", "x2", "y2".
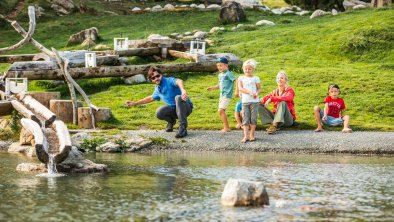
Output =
[{"x1": 150, "y1": 74, "x2": 161, "y2": 80}]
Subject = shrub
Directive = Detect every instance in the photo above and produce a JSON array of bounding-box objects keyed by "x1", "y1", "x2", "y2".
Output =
[{"x1": 79, "y1": 137, "x2": 106, "y2": 152}]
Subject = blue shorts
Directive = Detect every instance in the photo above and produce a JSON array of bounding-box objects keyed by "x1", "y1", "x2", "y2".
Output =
[
  {"x1": 235, "y1": 100, "x2": 242, "y2": 113},
  {"x1": 320, "y1": 110, "x2": 343, "y2": 126}
]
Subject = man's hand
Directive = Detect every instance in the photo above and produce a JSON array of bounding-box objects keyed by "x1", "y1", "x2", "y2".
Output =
[
  {"x1": 322, "y1": 115, "x2": 328, "y2": 121},
  {"x1": 125, "y1": 100, "x2": 137, "y2": 107},
  {"x1": 181, "y1": 90, "x2": 188, "y2": 101}
]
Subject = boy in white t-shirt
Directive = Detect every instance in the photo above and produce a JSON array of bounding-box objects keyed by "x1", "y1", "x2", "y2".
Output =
[{"x1": 237, "y1": 59, "x2": 261, "y2": 143}]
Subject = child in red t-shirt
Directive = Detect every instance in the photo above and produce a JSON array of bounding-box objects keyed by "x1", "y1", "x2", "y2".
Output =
[{"x1": 313, "y1": 84, "x2": 352, "y2": 133}]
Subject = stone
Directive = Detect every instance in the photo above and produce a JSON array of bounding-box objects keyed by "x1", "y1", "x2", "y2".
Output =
[
  {"x1": 96, "y1": 142, "x2": 120, "y2": 153},
  {"x1": 164, "y1": 4, "x2": 175, "y2": 9},
  {"x1": 0, "y1": 140, "x2": 13, "y2": 151},
  {"x1": 71, "y1": 132, "x2": 91, "y2": 147},
  {"x1": 210, "y1": 27, "x2": 225, "y2": 33},
  {"x1": 353, "y1": 5, "x2": 366, "y2": 10},
  {"x1": 8, "y1": 142, "x2": 29, "y2": 153},
  {"x1": 50, "y1": 0, "x2": 75, "y2": 16},
  {"x1": 299, "y1": 10, "x2": 311, "y2": 16},
  {"x1": 207, "y1": 4, "x2": 221, "y2": 10},
  {"x1": 19, "y1": 127, "x2": 34, "y2": 146},
  {"x1": 132, "y1": 7, "x2": 141, "y2": 12},
  {"x1": 256, "y1": 5, "x2": 270, "y2": 11},
  {"x1": 292, "y1": 6, "x2": 302, "y2": 11},
  {"x1": 332, "y1": 9, "x2": 338, "y2": 15},
  {"x1": 271, "y1": 9, "x2": 282, "y2": 14},
  {"x1": 67, "y1": 27, "x2": 99, "y2": 46},
  {"x1": 280, "y1": 6, "x2": 292, "y2": 12},
  {"x1": 310, "y1": 10, "x2": 327, "y2": 19},
  {"x1": 283, "y1": 10, "x2": 295, "y2": 14},
  {"x1": 256, "y1": 20, "x2": 275, "y2": 26},
  {"x1": 196, "y1": 4, "x2": 206, "y2": 9},
  {"x1": 152, "y1": 5, "x2": 162, "y2": 11},
  {"x1": 219, "y1": 1, "x2": 246, "y2": 24},
  {"x1": 221, "y1": 178, "x2": 269, "y2": 206},
  {"x1": 193, "y1": 31, "x2": 208, "y2": 39},
  {"x1": 0, "y1": 119, "x2": 11, "y2": 130},
  {"x1": 222, "y1": 0, "x2": 261, "y2": 7},
  {"x1": 343, "y1": 0, "x2": 356, "y2": 10},
  {"x1": 34, "y1": 4, "x2": 45, "y2": 17},
  {"x1": 16, "y1": 163, "x2": 46, "y2": 172},
  {"x1": 123, "y1": 74, "x2": 146, "y2": 85},
  {"x1": 26, "y1": 146, "x2": 36, "y2": 157}
]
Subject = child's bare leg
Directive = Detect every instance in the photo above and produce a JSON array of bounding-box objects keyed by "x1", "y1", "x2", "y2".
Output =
[
  {"x1": 313, "y1": 106, "x2": 323, "y2": 132},
  {"x1": 235, "y1": 112, "x2": 242, "y2": 129},
  {"x1": 219, "y1": 109, "x2": 230, "y2": 132},
  {"x1": 250, "y1": 124, "x2": 256, "y2": 141},
  {"x1": 342, "y1": 115, "x2": 352, "y2": 133},
  {"x1": 242, "y1": 125, "x2": 249, "y2": 143}
]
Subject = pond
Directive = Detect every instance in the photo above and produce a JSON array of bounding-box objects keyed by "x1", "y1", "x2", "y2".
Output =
[{"x1": 0, "y1": 151, "x2": 393, "y2": 221}]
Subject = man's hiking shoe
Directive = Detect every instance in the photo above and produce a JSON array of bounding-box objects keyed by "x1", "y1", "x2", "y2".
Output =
[
  {"x1": 165, "y1": 122, "x2": 175, "y2": 132},
  {"x1": 266, "y1": 125, "x2": 278, "y2": 134},
  {"x1": 175, "y1": 129, "x2": 187, "y2": 138}
]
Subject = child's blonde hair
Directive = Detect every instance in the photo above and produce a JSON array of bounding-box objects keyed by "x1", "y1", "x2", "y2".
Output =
[{"x1": 242, "y1": 59, "x2": 258, "y2": 69}]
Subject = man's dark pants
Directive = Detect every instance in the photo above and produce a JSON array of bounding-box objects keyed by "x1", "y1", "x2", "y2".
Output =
[{"x1": 156, "y1": 95, "x2": 192, "y2": 131}]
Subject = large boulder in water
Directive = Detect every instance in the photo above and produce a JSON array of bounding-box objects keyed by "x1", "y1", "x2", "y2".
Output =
[
  {"x1": 219, "y1": 1, "x2": 246, "y2": 24},
  {"x1": 221, "y1": 178, "x2": 270, "y2": 206}
]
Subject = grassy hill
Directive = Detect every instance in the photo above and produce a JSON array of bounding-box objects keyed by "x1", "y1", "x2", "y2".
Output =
[{"x1": 0, "y1": 6, "x2": 393, "y2": 131}]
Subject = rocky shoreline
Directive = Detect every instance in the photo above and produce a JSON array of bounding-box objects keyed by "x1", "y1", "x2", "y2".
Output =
[{"x1": 123, "y1": 130, "x2": 394, "y2": 155}]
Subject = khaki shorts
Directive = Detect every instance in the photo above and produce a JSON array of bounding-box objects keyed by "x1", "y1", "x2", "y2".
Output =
[{"x1": 218, "y1": 96, "x2": 231, "y2": 110}]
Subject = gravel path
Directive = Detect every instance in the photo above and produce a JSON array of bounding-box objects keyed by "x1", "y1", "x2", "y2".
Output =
[{"x1": 124, "y1": 130, "x2": 394, "y2": 154}]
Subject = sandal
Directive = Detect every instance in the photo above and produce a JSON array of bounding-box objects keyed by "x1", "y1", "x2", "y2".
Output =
[{"x1": 266, "y1": 125, "x2": 278, "y2": 134}]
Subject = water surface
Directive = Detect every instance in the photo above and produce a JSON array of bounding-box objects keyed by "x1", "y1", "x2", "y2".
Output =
[{"x1": 0, "y1": 151, "x2": 393, "y2": 221}]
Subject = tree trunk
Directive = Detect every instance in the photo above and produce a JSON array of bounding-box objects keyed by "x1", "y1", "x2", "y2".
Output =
[
  {"x1": 29, "y1": 92, "x2": 61, "y2": 109},
  {"x1": 16, "y1": 93, "x2": 57, "y2": 127},
  {"x1": 5, "y1": 62, "x2": 225, "y2": 80},
  {"x1": 371, "y1": 0, "x2": 392, "y2": 7},
  {"x1": 50, "y1": 100, "x2": 83, "y2": 123},
  {"x1": 0, "y1": 54, "x2": 36, "y2": 63},
  {"x1": 168, "y1": 50, "x2": 198, "y2": 62}
]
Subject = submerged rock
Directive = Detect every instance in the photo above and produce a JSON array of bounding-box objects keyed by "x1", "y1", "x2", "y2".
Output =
[{"x1": 221, "y1": 178, "x2": 269, "y2": 206}]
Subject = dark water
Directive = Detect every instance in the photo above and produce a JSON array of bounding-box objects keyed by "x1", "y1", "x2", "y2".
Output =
[{"x1": 0, "y1": 151, "x2": 393, "y2": 221}]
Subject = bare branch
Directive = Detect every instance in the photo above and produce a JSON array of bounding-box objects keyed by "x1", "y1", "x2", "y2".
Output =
[{"x1": 0, "y1": 6, "x2": 36, "y2": 53}]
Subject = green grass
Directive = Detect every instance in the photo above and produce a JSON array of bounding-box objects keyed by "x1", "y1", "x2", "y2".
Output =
[{"x1": 1, "y1": 7, "x2": 393, "y2": 131}]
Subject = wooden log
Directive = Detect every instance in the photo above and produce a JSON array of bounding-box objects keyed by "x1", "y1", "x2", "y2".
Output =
[
  {"x1": 168, "y1": 50, "x2": 198, "y2": 62},
  {"x1": 5, "y1": 62, "x2": 224, "y2": 80},
  {"x1": 52, "y1": 120, "x2": 72, "y2": 164},
  {"x1": 78, "y1": 107, "x2": 112, "y2": 128},
  {"x1": 0, "y1": 54, "x2": 36, "y2": 63},
  {"x1": 112, "y1": 47, "x2": 160, "y2": 57},
  {"x1": 0, "y1": 101, "x2": 13, "y2": 116},
  {"x1": 20, "y1": 118, "x2": 48, "y2": 164},
  {"x1": 29, "y1": 92, "x2": 61, "y2": 109},
  {"x1": 16, "y1": 94, "x2": 56, "y2": 127},
  {"x1": 9, "y1": 55, "x2": 120, "y2": 70},
  {"x1": 50, "y1": 100, "x2": 83, "y2": 123},
  {"x1": 196, "y1": 53, "x2": 243, "y2": 65},
  {"x1": 11, "y1": 100, "x2": 40, "y2": 124}
]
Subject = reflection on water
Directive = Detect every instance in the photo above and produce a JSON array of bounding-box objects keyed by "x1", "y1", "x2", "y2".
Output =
[{"x1": 0, "y1": 151, "x2": 393, "y2": 221}]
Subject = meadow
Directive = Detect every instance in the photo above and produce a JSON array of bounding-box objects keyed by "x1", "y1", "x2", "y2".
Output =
[{"x1": 0, "y1": 5, "x2": 393, "y2": 131}]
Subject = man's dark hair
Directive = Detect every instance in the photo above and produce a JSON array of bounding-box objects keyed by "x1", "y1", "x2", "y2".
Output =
[{"x1": 148, "y1": 66, "x2": 162, "y2": 79}]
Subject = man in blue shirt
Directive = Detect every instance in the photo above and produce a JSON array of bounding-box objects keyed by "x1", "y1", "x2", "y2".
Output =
[{"x1": 126, "y1": 66, "x2": 193, "y2": 138}]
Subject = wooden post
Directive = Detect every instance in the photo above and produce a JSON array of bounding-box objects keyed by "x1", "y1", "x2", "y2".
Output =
[
  {"x1": 78, "y1": 107, "x2": 112, "y2": 128},
  {"x1": 50, "y1": 100, "x2": 83, "y2": 123},
  {"x1": 29, "y1": 92, "x2": 61, "y2": 109}
]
